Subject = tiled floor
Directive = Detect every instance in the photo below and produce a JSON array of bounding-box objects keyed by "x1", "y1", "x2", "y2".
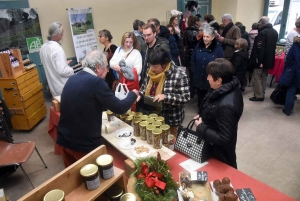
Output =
[{"x1": 1, "y1": 80, "x2": 300, "y2": 201}]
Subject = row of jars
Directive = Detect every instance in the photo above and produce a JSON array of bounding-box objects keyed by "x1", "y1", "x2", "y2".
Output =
[{"x1": 107, "y1": 110, "x2": 174, "y2": 150}]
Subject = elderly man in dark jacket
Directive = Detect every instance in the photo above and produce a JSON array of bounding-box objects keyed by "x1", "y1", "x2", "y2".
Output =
[
  {"x1": 194, "y1": 58, "x2": 244, "y2": 169},
  {"x1": 249, "y1": 16, "x2": 278, "y2": 101}
]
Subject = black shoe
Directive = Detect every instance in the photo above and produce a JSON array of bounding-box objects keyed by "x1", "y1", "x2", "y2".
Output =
[
  {"x1": 282, "y1": 109, "x2": 291, "y2": 116},
  {"x1": 249, "y1": 97, "x2": 264, "y2": 101},
  {"x1": 240, "y1": 87, "x2": 245, "y2": 92}
]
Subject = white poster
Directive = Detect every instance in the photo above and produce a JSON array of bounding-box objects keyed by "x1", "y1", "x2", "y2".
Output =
[{"x1": 68, "y1": 7, "x2": 98, "y2": 62}]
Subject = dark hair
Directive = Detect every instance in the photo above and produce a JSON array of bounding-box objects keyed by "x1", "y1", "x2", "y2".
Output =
[
  {"x1": 188, "y1": 15, "x2": 195, "y2": 27},
  {"x1": 133, "y1": 19, "x2": 140, "y2": 30},
  {"x1": 166, "y1": 24, "x2": 175, "y2": 32},
  {"x1": 204, "y1": 14, "x2": 215, "y2": 23},
  {"x1": 169, "y1": 16, "x2": 178, "y2": 25},
  {"x1": 235, "y1": 22, "x2": 243, "y2": 26},
  {"x1": 251, "y1": 22, "x2": 260, "y2": 30},
  {"x1": 98, "y1": 29, "x2": 113, "y2": 41},
  {"x1": 138, "y1": 20, "x2": 145, "y2": 28},
  {"x1": 195, "y1": 14, "x2": 202, "y2": 22},
  {"x1": 148, "y1": 18, "x2": 160, "y2": 27},
  {"x1": 149, "y1": 48, "x2": 171, "y2": 66},
  {"x1": 206, "y1": 58, "x2": 234, "y2": 84},
  {"x1": 142, "y1": 23, "x2": 156, "y2": 33}
]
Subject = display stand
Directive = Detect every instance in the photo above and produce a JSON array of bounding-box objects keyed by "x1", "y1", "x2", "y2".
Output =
[
  {"x1": 0, "y1": 49, "x2": 24, "y2": 78},
  {"x1": 18, "y1": 145, "x2": 127, "y2": 201}
]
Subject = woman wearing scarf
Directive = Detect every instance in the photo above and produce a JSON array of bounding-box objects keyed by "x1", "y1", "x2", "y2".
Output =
[{"x1": 138, "y1": 48, "x2": 190, "y2": 137}]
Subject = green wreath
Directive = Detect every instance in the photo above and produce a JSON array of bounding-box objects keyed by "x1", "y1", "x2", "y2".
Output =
[{"x1": 132, "y1": 156, "x2": 178, "y2": 201}]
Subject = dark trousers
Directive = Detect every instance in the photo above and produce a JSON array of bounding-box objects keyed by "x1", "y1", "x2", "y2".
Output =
[
  {"x1": 236, "y1": 75, "x2": 246, "y2": 90},
  {"x1": 284, "y1": 85, "x2": 297, "y2": 115},
  {"x1": 187, "y1": 67, "x2": 195, "y2": 97},
  {"x1": 197, "y1": 89, "x2": 208, "y2": 112}
]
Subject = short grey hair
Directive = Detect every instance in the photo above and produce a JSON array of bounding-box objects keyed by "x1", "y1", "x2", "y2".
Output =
[
  {"x1": 222, "y1": 14, "x2": 233, "y2": 22},
  {"x1": 47, "y1": 22, "x2": 63, "y2": 40},
  {"x1": 81, "y1": 50, "x2": 107, "y2": 71},
  {"x1": 200, "y1": 22, "x2": 211, "y2": 30},
  {"x1": 259, "y1": 16, "x2": 270, "y2": 25},
  {"x1": 202, "y1": 26, "x2": 215, "y2": 37}
]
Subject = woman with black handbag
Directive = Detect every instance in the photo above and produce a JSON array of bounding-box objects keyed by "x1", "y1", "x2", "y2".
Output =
[{"x1": 193, "y1": 58, "x2": 244, "y2": 169}]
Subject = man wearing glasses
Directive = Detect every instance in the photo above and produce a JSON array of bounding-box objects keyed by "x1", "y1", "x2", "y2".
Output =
[
  {"x1": 57, "y1": 50, "x2": 139, "y2": 167},
  {"x1": 40, "y1": 22, "x2": 74, "y2": 97}
]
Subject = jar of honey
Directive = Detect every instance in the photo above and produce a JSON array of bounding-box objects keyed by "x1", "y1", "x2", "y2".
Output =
[
  {"x1": 106, "y1": 110, "x2": 114, "y2": 121},
  {"x1": 152, "y1": 128, "x2": 163, "y2": 149},
  {"x1": 96, "y1": 154, "x2": 114, "y2": 180},
  {"x1": 132, "y1": 119, "x2": 141, "y2": 137},
  {"x1": 139, "y1": 121, "x2": 148, "y2": 141},
  {"x1": 80, "y1": 164, "x2": 100, "y2": 190},
  {"x1": 160, "y1": 124, "x2": 170, "y2": 145},
  {"x1": 43, "y1": 189, "x2": 65, "y2": 201},
  {"x1": 153, "y1": 121, "x2": 162, "y2": 128},
  {"x1": 155, "y1": 116, "x2": 164, "y2": 124},
  {"x1": 105, "y1": 185, "x2": 124, "y2": 201},
  {"x1": 120, "y1": 193, "x2": 137, "y2": 201},
  {"x1": 125, "y1": 115, "x2": 133, "y2": 126},
  {"x1": 146, "y1": 118, "x2": 155, "y2": 125},
  {"x1": 149, "y1": 113, "x2": 158, "y2": 119},
  {"x1": 146, "y1": 124, "x2": 155, "y2": 145}
]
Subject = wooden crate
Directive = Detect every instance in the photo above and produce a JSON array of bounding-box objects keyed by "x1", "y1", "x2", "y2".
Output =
[{"x1": 0, "y1": 49, "x2": 24, "y2": 78}]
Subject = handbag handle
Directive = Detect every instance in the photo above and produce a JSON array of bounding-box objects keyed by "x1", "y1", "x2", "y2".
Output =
[{"x1": 186, "y1": 119, "x2": 196, "y2": 129}]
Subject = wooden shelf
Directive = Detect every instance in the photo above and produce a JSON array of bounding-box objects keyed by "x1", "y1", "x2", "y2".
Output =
[
  {"x1": 0, "y1": 49, "x2": 24, "y2": 78},
  {"x1": 18, "y1": 145, "x2": 127, "y2": 201}
]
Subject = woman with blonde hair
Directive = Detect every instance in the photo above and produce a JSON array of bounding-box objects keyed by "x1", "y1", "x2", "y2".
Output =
[{"x1": 110, "y1": 32, "x2": 142, "y2": 81}]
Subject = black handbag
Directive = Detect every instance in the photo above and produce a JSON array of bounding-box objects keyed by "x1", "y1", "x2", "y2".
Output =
[
  {"x1": 144, "y1": 95, "x2": 163, "y2": 110},
  {"x1": 175, "y1": 119, "x2": 211, "y2": 163},
  {"x1": 270, "y1": 84, "x2": 287, "y2": 105}
]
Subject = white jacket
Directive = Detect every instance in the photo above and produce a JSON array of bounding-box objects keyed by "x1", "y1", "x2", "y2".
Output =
[
  {"x1": 109, "y1": 47, "x2": 142, "y2": 80},
  {"x1": 40, "y1": 41, "x2": 74, "y2": 97}
]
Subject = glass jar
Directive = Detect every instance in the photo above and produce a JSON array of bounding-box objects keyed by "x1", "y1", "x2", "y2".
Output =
[
  {"x1": 106, "y1": 110, "x2": 114, "y2": 121},
  {"x1": 149, "y1": 113, "x2": 158, "y2": 119},
  {"x1": 120, "y1": 193, "x2": 136, "y2": 201},
  {"x1": 44, "y1": 189, "x2": 65, "y2": 201},
  {"x1": 132, "y1": 119, "x2": 141, "y2": 137},
  {"x1": 152, "y1": 128, "x2": 162, "y2": 149},
  {"x1": 146, "y1": 124, "x2": 155, "y2": 145},
  {"x1": 80, "y1": 164, "x2": 100, "y2": 190},
  {"x1": 141, "y1": 115, "x2": 148, "y2": 122},
  {"x1": 153, "y1": 121, "x2": 162, "y2": 128},
  {"x1": 134, "y1": 112, "x2": 143, "y2": 119},
  {"x1": 146, "y1": 118, "x2": 155, "y2": 125},
  {"x1": 139, "y1": 121, "x2": 148, "y2": 141},
  {"x1": 168, "y1": 134, "x2": 175, "y2": 150},
  {"x1": 155, "y1": 116, "x2": 164, "y2": 124},
  {"x1": 105, "y1": 185, "x2": 124, "y2": 201},
  {"x1": 160, "y1": 124, "x2": 170, "y2": 145},
  {"x1": 119, "y1": 115, "x2": 126, "y2": 122},
  {"x1": 96, "y1": 154, "x2": 114, "y2": 180},
  {"x1": 125, "y1": 115, "x2": 133, "y2": 126}
]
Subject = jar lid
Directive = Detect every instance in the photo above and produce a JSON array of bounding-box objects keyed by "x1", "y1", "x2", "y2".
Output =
[
  {"x1": 80, "y1": 164, "x2": 98, "y2": 177},
  {"x1": 44, "y1": 189, "x2": 65, "y2": 201},
  {"x1": 153, "y1": 121, "x2": 162, "y2": 127},
  {"x1": 120, "y1": 193, "x2": 137, "y2": 201},
  {"x1": 106, "y1": 185, "x2": 124, "y2": 198},
  {"x1": 169, "y1": 134, "x2": 174, "y2": 140},
  {"x1": 126, "y1": 116, "x2": 133, "y2": 121},
  {"x1": 132, "y1": 119, "x2": 141, "y2": 124},
  {"x1": 129, "y1": 111, "x2": 136, "y2": 116},
  {"x1": 152, "y1": 128, "x2": 162, "y2": 135},
  {"x1": 149, "y1": 113, "x2": 158, "y2": 118},
  {"x1": 160, "y1": 124, "x2": 170, "y2": 130},
  {"x1": 106, "y1": 110, "x2": 113, "y2": 114},
  {"x1": 139, "y1": 121, "x2": 148, "y2": 127},
  {"x1": 141, "y1": 116, "x2": 148, "y2": 121},
  {"x1": 96, "y1": 154, "x2": 113, "y2": 166},
  {"x1": 156, "y1": 116, "x2": 164, "y2": 122},
  {"x1": 147, "y1": 118, "x2": 155, "y2": 124},
  {"x1": 141, "y1": 115, "x2": 148, "y2": 119},
  {"x1": 135, "y1": 112, "x2": 143, "y2": 117},
  {"x1": 146, "y1": 124, "x2": 156, "y2": 130}
]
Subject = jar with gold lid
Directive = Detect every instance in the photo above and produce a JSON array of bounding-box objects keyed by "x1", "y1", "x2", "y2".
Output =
[
  {"x1": 146, "y1": 118, "x2": 155, "y2": 125},
  {"x1": 106, "y1": 110, "x2": 115, "y2": 121},
  {"x1": 139, "y1": 121, "x2": 148, "y2": 141},
  {"x1": 160, "y1": 124, "x2": 170, "y2": 145},
  {"x1": 120, "y1": 193, "x2": 136, "y2": 201},
  {"x1": 140, "y1": 115, "x2": 148, "y2": 122},
  {"x1": 153, "y1": 121, "x2": 162, "y2": 128},
  {"x1": 119, "y1": 115, "x2": 127, "y2": 122},
  {"x1": 149, "y1": 113, "x2": 158, "y2": 119},
  {"x1": 155, "y1": 116, "x2": 164, "y2": 124},
  {"x1": 168, "y1": 134, "x2": 175, "y2": 150},
  {"x1": 152, "y1": 128, "x2": 163, "y2": 149},
  {"x1": 134, "y1": 112, "x2": 143, "y2": 118},
  {"x1": 44, "y1": 189, "x2": 65, "y2": 201},
  {"x1": 80, "y1": 164, "x2": 100, "y2": 190},
  {"x1": 132, "y1": 119, "x2": 141, "y2": 136},
  {"x1": 96, "y1": 154, "x2": 114, "y2": 179},
  {"x1": 146, "y1": 124, "x2": 155, "y2": 145},
  {"x1": 105, "y1": 185, "x2": 124, "y2": 201},
  {"x1": 125, "y1": 115, "x2": 133, "y2": 126}
]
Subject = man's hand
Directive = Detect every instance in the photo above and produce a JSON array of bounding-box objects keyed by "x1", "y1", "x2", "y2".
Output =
[
  {"x1": 67, "y1": 60, "x2": 73, "y2": 64},
  {"x1": 132, "y1": 89, "x2": 139, "y2": 97},
  {"x1": 218, "y1": 36, "x2": 225, "y2": 42},
  {"x1": 194, "y1": 117, "x2": 203, "y2": 128},
  {"x1": 114, "y1": 64, "x2": 121, "y2": 73},
  {"x1": 154, "y1": 94, "x2": 165, "y2": 102},
  {"x1": 260, "y1": 64, "x2": 263, "y2": 68}
]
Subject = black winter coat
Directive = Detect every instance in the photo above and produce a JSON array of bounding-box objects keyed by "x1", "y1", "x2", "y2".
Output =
[
  {"x1": 158, "y1": 26, "x2": 179, "y2": 65},
  {"x1": 174, "y1": 34, "x2": 185, "y2": 65},
  {"x1": 196, "y1": 77, "x2": 244, "y2": 168},
  {"x1": 237, "y1": 25, "x2": 250, "y2": 51},
  {"x1": 249, "y1": 24, "x2": 278, "y2": 69},
  {"x1": 230, "y1": 50, "x2": 248, "y2": 77},
  {"x1": 183, "y1": 25, "x2": 199, "y2": 67}
]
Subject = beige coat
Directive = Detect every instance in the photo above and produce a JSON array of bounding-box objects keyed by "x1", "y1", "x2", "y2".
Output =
[{"x1": 223, "y1": 25, "x2": 241, "y2": 60}]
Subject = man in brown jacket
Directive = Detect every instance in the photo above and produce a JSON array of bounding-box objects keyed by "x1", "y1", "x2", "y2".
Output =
[{"x1": 217, "y1": 14, "x2": 241, "y2": 60}]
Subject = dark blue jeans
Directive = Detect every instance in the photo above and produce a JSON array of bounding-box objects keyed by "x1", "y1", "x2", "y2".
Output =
[{"x1": 284, "y1": 85, "x2": 297, "y2": 115}]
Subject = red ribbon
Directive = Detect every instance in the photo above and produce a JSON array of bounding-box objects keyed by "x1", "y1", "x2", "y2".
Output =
[{"x1": 137, "y1": 162, "x2": 166, "y2": 190}]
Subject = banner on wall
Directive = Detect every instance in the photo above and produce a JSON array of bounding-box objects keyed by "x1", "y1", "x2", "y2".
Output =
[
  {"x1": 0, "y1": 8, "x2": 43, "y2": 54},
  {"x1": 68, "y1": 7, "x2": 98, "y2": 62}
]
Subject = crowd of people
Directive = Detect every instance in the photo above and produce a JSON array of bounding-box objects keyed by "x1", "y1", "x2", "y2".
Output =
[{"x1": 39, "y1": 12, "x2": 300, "y2": 169}]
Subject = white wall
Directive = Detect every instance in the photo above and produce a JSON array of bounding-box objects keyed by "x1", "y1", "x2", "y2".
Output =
[{"x1": 28, "y1": 0, "x2": 176, "y2": 58}]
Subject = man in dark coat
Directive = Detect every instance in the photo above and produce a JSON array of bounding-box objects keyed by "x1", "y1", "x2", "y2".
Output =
[
  {"x1": 148, "y1": 18, "x2": 180, "y2": 66},
  {"x1": 57, "y1": 50, "x2": 138, "y2": 167},
  {"x1": 249, "y1": 16, "x2": 278, "y2": 101}
]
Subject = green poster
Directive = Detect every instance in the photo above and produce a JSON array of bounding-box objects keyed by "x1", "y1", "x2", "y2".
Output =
[{"x1": 26, "y1": 36, "x2": 43, "y2": 53}]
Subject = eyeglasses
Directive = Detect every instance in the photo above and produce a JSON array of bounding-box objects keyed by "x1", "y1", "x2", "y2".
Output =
[{"x1": 98, "y1": 35, "x2": 103, "y2": 38}]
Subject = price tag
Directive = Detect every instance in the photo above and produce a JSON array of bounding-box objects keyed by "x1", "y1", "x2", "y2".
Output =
[
  {"x1": 236, "y1": 188, "x2": 256, "y2": 201},
  {"x1": 190, "y1": 171, "x2": 208, "y2": 182}
]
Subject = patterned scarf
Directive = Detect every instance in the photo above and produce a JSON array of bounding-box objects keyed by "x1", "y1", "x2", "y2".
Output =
[{"x1": 145, "y1": 62, "x2": 171, "y2": 96}]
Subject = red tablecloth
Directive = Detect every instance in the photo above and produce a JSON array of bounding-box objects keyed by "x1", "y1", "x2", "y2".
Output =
[
  {"x1": 48, "y1": 107, "x2": 296, "y2": 201},
  {"x1": 268, "y1": 52, "x2": 285, "y2": 82}
]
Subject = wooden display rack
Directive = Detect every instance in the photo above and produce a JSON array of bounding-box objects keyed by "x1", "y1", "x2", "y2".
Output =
[
  {"x1": 18, "y1": 145, "x2": 127, "y2": 201},
  {"x1": 0, "y1": 49, "x2": 24, "y2": 78}
]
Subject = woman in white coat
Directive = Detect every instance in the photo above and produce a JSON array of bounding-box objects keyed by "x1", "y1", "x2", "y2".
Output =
[{"x1": 110, "y1": 32, "x2": 142, "y2": 81}]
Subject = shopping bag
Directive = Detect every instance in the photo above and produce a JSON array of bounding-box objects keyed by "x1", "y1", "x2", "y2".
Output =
[
  {"x1": 120, "y1": 68, "x2": 140, "y2": 91},
  {"x1": 270, "y1": 85, "x2": 287, "y2": 105},
  {"x1": 115, "y1": 83, "x2": 129, "y2": 100}
]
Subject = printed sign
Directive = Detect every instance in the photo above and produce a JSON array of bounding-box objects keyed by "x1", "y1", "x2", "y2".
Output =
[
  {"x1": 26, "y1": 36, "x2": 43, "y2": 53},
  {"x1": 236, "y1": 188, "x2": 256, "y2": 201}
]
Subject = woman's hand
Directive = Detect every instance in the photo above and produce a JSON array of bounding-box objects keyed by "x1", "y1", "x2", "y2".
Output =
[
  {"x1": 194, "y1": 117, "x2": 203, "y2": 128},
  {"x1": 114, "y1": 64, "x2": 121, "y2": 73},
  {"x1": 154, "y1": 94, "x2": 165, "y2": 102},
  {"x1": 193, "y1": 114, "x2": 200, "y2": 120}
]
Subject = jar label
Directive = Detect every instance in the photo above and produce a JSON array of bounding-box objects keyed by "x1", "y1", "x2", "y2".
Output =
[
  {"x1": 86, "y1": 177, "x2": 100, "y2": 190},
  {"x1": 102, "y1": 166, "x2": 114, "y2": 179}
]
